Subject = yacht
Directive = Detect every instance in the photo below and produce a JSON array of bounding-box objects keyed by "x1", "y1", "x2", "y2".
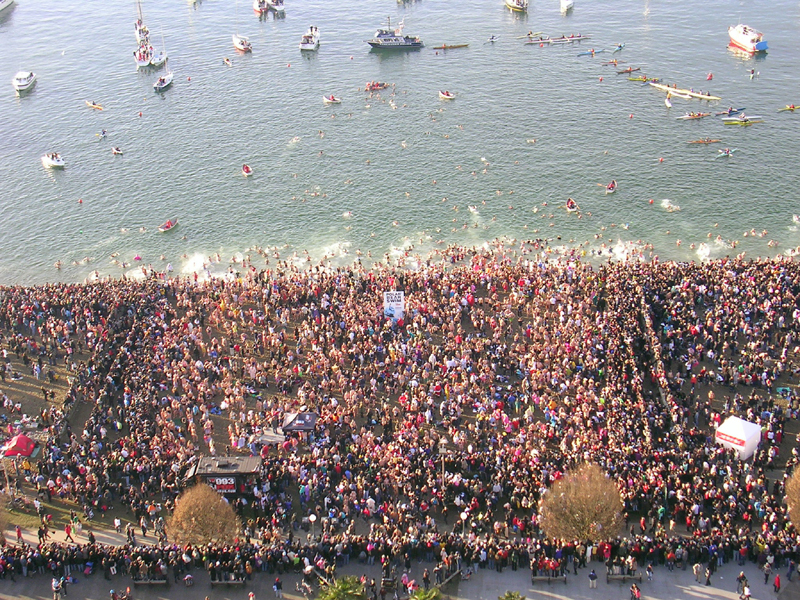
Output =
[
  {"x1": 11, "y1": 71, "x2": 36, "y2": 93},
  {"x1": 233, "y1": 33, "x2": 252, "y2": 52},
  {"x1": 0, "y1": 0, "x2": 16, "y2": 13},
  {"x1": 299, "y1": 26, "x2": 320, "y2": 51},
  {"x1": 728, "y1": 24, "x2": 767, "y2": 53},
  {"x1": 41, "y1": 153, "x2": 66, "y2": 169},
  {"x1": 366, "y1": 18, "x2": 423, "y2": 49}
]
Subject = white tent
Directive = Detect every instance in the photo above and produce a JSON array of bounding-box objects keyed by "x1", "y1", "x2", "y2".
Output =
[{"x1": 715, "y1": 416, "x2": 761, "y2": 460}]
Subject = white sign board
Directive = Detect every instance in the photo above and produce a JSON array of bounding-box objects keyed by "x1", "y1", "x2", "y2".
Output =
[{"x1": 383, "y1": 291, "x2": 405, "y2": 322}]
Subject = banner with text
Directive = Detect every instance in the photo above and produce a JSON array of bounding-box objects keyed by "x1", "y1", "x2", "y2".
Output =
[{"x1": 383, "y1": 291, "x2": 405, "y2": 322}]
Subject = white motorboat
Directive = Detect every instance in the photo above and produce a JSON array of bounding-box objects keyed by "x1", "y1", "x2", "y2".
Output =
[
  {"x1": 150, "y1": 49, "x2": 166, "y2": 67},
  {"x1": 300, "y1": 26, "x2": 320, "y2": 51},
  {"x1": 0, "y1": 0, "x2": 15, "y2": 13},
  {"x1": 322, "y1": 94, "x2": 341, "y2": 104},
  {"x1": 41, "y1": 153, "x2": 66, "y2": 169},
  {"x1": 253, "y1": 0, "x2": 268, "y2": 13},
  {"x1": 367, "y1": 17, "x2": 424, "y2": 49},
  {"x1": 11, "y1": 71, "x2": 36, "y2": 93},
  {"x1": 267, "y1": 0, "x2": 285, "y2": 13},
  {"x1": 728, "y1": 24, "x2": 767, "y2": 53},
  {"x1": 233, "y1": 33, "x2": 252, "y2": 52},
  {"x1": 134, "y1": 44, "x2": 153, "y2": 68},
  {"x1": 154, "y1": 58, "x2": 173, "y2": 91},
  {"x1": 504, "y1": 0, "x2": 527, "y2": 12},
  {"x1": 560, "y1": 0, "x2": 574, "y2": 12}
]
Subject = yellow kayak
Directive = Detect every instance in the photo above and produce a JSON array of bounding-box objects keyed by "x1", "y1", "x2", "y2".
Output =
[{"x1": 85, "y1": 101, "x2": 104, "y2": 110}]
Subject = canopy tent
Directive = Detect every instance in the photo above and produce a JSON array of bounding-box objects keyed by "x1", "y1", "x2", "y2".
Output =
[
  {"x1": 715, "y1": 416, "x2": 761, "y2": 460},
  {"x1": 3, "y1": 433, "x2": 37, "y2": 458},
  {"x1": 282, "y1": 412, "x2": 318, "y2": 432}
]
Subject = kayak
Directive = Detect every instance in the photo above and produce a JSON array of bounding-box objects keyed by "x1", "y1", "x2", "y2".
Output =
[
  {"x1": 617, "y1": 67, "x2": 640, "y2": 74},
  {"x1": 715, "y1": 107, "x2": 745, "y2": 116},
  {"x1": 158, "y1": 218, "x2": 178, "y2": 232},
  {"x1": 433, "y1": 44, "x2": 469, "y2": 49},
  {"x1": 649, "y1": 82, "x2": 721, "y2": 101},
  {"x1": 722, "y1": 114, "x2": 762, "y2": 121},
  {"x1": 676, "y1": 113, "x2": 711, "y2": 120},
  {"x1": 715, "y1": 148, "x2": 738, "y2": 158},
  {"x1": 687, "y1": 139, "x2": 721, "y2": 144},
  {"x1": 601, "y1": 60, "x2": 623, "y2": 65},
  {"x1": 578, "y1": 49, "x2": 605, "y2": 56},
  {"x1": 612, "y1": 43, "x2": 625, "y2": 53},
  {"x1": 664, "y1": 97, "x2": 672, "y2": 109},
  {"x1": 85, "y1": 101, "x2": 103, "y2": 110},
  {"x1": 779, "y1": 105, "x2": 798, "y2": 112},
  {"x1": 724, "y1": 118, "x2": 763, "y2": 125}
]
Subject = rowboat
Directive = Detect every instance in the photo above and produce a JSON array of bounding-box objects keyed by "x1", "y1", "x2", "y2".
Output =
[
  {"x1": 676, "y1": 112, "x2": 711, "y2": 120},
  {"x1": 242, "y1": 164, "x2": 253, "y2": 177},
  {"x1": 779, "y1": 105, "x2": 798, "y2": 112},
  {"x1": 322, "y1": 94, "x2": 341, "y2": 104},
  {"x1": 715, "y1": 107, "x2": 745, "y2": 116},
  {"x1": 85, "y1": 100, "x2": 103, "y2": 110},
  {"x1": 578, "y1": 49, "x2": 604, "y2": 56},
  {"x1": 649, "y1": 82, "x2": 721, "y2": 101},
  {"x1": 687, "y1": 139, "x2": 721, "y2": 144},
  {"x1": 715, "y1": 148, "x2": 738, "y2": 158},
  {"x1": 158, "y1": 218, "x2": 178, "y2": 232},
  {"x1": 438, "y1": 90, "x2": 455, "y2": 100},
  {"x1": 433, "y1": 44, "x2": 468, "y2": 50}
]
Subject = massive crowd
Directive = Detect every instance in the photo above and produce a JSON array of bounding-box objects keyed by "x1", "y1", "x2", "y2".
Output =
[{"x1": 0, "y1": 244, "x2": 799, "y2": 593}]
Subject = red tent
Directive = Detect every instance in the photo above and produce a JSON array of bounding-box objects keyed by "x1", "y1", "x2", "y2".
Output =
[{"x1": 3, "y1": 433, "x2": 36, "y2": 457}]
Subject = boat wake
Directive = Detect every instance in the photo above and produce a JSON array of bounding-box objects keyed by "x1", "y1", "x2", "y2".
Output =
[{"x1": 661, "y1": 199, "x2": 681, "y2": 212}]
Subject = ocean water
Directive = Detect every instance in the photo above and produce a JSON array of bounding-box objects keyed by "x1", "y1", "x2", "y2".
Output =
[{"x1": 1, "y1": 0, "x2": 799, "y2": 284}]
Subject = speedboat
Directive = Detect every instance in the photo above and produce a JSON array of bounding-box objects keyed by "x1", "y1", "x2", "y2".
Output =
[
  {"x1": 134, "y1": 44, "x2": 153, "y2": 68},
  {"x1": 112, "y1": 147, "x2": 123, "y2": 155},
  {"x1": 242, "y1": 164, "x2": 253, "y2": 177},
  {"x1": 728, "y1": 24, "x2": 767, "y2": 53},
  {"x1": 233, "y1": 33, "x2": 252, "y2": 52},
  {"x1": 560, "y1": 0, "x2": 574, "y2": 12},
  {"x1": 605, "y1": 180, "x2": 617, "y2": 194},
  {"x1": 154, "y1": 67, "x2": 174, "y2": 92},
  {"x1": 322, "y1": 94, "x2": 341, "y2": 104},
  {"x1": 11, "y1": 71, "x2": 36, "y2": 93},
  {"x1": 367, "y1": 18, "x2": 423, "y2": 49},
  {"x1": 0, "y1": 0, "x2": 16, "y2": 13},
  {"x1": 158, "y1": 218, "x2": 178, "y2": 232},
  {"x1": 300, "y1": 26, "x2": 320, "y2": 51},
  {"x1": 267, "y1": 0, "x2": 285, "y2": 12},
  {"x1": 253, "y1": 0, "x2": 268, "y2": 13},
  {"x1": 41, "y1": 153, "x2": 66, "y2": 169},
  {"x1": 504, "y1": 0, "x2": 527, "y2": 12},
  {"x1": 438, "y1": 90, "x2": 455, "y2": 100}
]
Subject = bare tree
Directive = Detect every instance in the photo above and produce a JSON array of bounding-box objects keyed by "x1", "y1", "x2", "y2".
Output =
[
  {"x1": 539, "y1": 463, "x2": 623, "y2": 541},
  {"x1": 167, "y1": 483, "x2": 241, "y2": 545}
]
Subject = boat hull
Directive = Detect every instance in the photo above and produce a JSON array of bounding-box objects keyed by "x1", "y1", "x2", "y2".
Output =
[
  {"x1": 728, "y1": 25, "x2": 768, "y2": 53},
  {"x1": 12, "y1": 72, "x2": 36, "y2": 92},
  {"x1": 0, "y1": 0, "x2": 15, "y2": 13}
]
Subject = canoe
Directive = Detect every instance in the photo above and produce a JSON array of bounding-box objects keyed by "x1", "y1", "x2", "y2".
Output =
[
  {"x1": 158, "y1": 219, "x2": 178, "y2": 232},
  {"x1": 676, "y1": 113, "x2": 711, "y2": 120},
  {"x1": 715, "y1": 107, "x2": 745, "y2": 116},
  {"x1": 649, "y1": 82, "x2": 721, "y2": 101},
  {"x1": 85, "y1": 101, "x2": 104, "y2": 110},
  {"x1": 433, "y1": 44, "x2": 469, "y2": 50},
  {"x1": 687, "y1": 139, "x2": 721, "y2": 144},
  {"x1": 578, "y1": 49, "x2": 605, "y2": 56}
]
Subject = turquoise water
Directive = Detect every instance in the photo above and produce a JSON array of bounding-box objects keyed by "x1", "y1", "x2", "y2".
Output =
[{"x1": 1, "y1": 0, "x2": 799, "y2": 284}]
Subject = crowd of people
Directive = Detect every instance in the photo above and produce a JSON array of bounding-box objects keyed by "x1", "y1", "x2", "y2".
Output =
[{"x1": 0, "y1": 244, "x2": 799, "y2": 596}]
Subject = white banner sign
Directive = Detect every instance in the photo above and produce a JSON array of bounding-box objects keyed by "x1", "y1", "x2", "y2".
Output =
[{"x1": 383, "y1": 291, "x2": 405, "y2": 322}]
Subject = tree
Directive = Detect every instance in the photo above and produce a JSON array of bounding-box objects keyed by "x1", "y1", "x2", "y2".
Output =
[
  {"x1": 498, "y1": 592, "x2": 524, "y2": 600},
  {"x1": 786, "y1": 469, "x2": 800, "y2": 529},
  {"x1": 167, "y1": 483, "x2": 241, "y2": 545},
  {"x1": 411, "y1": 588, "x2": 442, "y2": 600},
  {"x1": 538, "y1": 463, "x2": 622, "y2": 541},
  {"x1": 318, "y1": 576, "x2": 366, "y2": 600}
]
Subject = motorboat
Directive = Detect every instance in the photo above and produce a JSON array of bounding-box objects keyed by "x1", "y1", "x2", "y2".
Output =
[
  {"x1": 11, "y1": 71, "x2": 36, "y2": 93},
  {"x1": 367, "y1": 18, "x2": 423, "y2": 49},
  {"x1": 253, "y1": 0, "x2": 268, "y2": 13},
  {"x1": 300, "y1": 26, "x2": 320, "y2": 51},
  {"x1": 158, "y1": 218, "x2": 178, "y2": 232},
  {"x1": 153, "y1": 61, "x2": 174, "y2": 91},
  {"x1": 41, "y1": 153, "x2": 66, "y2": 169},
  {"x1": 150, "y1": 49, "x2": 167, "y2": 67},
  {"x1": 504, "y1": 0, "x2": 527, "y2": 12},
  {"x1": 267, "y1": 0, "x2": 285, "y2": 12},
  {"x1": 560, "y1": 0, "x2": 574, "y2": 12},
  {"x1": 112, "y1": 147, "x2": 124, "y2": 155},
  {"x1": 322, "y1": 94, "x2": 342, "y2": 104},
  {"x1": 134, "y1": 44, "x2": 154, "y2": 68},
  {"x1": 438, "y1": 90, "x2": 455, "y2": 100},
  {"x1": 242, "y1": 164, "x2": 253, "y2": 176},
  {"x1": 0, "y1": 0, "x2": 15, "y2": 13},
  {"x1": 233, "y1": 33, "x2": 252, "y2": 52},
  {"x1": 728, "y1": 24, "x2": 767, "y2": 53}
]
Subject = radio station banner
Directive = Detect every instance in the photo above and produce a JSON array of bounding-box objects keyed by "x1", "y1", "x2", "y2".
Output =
[
  {"x1": 206, "y1": 476, "x2": 237, "y2": 493},
  {"x1": 383, "y1": 291, "x2": 405, "y2": 322}
]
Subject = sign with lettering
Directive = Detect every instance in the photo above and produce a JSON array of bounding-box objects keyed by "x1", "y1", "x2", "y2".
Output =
[
  {"x1": 383, "y1": 291, "x2": 405, "y2": 322},
  {"x1": 207, "y1": 476, "x2": 237, "y2": 492}
]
